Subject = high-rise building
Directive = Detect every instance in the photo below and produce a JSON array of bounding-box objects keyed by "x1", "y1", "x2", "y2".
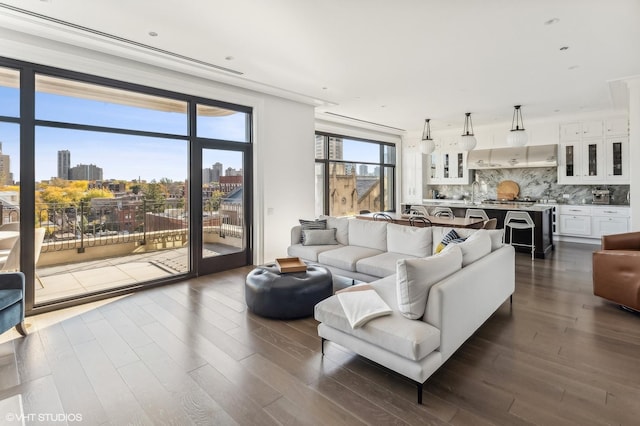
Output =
[
  {"x1": 315, "y1": 135, "x2": 343, "y2": 160},
  {"x1": 57, "y1": 150, "x2": 71, "y2": 179},
  {"x1": 0, "y1": 142, "x2": 11, "y2": 185},
  {"x1": 212, "y1": 162, "x2": 223, "y2": 182},
  {"x1": 358, "y1": 164, "x2": 368, "y2": 176},
  {"x1": 69, "y1": 163, "x2": 103, "y2": 180}
]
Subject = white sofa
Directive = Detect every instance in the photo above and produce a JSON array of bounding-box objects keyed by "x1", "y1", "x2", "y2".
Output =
[{"x1": 288, "y1": 216, "x2": 515, "y2": 403}]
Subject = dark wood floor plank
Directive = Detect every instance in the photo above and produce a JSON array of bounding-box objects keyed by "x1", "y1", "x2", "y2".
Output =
[
  {"x1": 38, "y1": 322, "x2": 109, "y2": 425},
  {"x1": 118, "y1": 360, "x2": 194, "y2": 424},
  {"x1": 240, "y1": 353, "x2": 366, "y2": 425},
  {"x1": 189, "y1": 363, "x2": 279, "y2": 426},
  {"x1": 74, "y1": 339, "x2": 154, "y2": 425},
  {"x1": 133, "y1": 341, "x2": 233, "y2": 425}
]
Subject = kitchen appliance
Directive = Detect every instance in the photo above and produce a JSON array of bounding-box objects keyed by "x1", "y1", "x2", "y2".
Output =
[{"x1": 592, "y1": 189, "x2": 610, "y2": 205}]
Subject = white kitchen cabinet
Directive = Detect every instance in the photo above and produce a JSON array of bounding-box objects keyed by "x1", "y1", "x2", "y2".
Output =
[
  {"x1": 558, "y1": 205, "x2": 591, "y2": 236},
  {"x1": 558, "y1": 119, "x2": 628, "y2": 184},
  {"x1": 558, "y1": 205, "x2": 630, "y2": 239},
  {"x1": 605, "y1": 118, "x2": 628, "y2": 136},
  {"x1": 604, "y1": 136, "x2": 629, "y2": 183},
  {"x1": 402, "y1": 145, "x2": 423, "y2": 203},
  {"x1": 591, "y1": 206, "x2": 630, "y2": 238},
  {"x1": 558, "y1": 141, "x2": 583, "y2": 184},
  {"x1": 426, "y1": 137, "x2": 471, "y2": 184}
]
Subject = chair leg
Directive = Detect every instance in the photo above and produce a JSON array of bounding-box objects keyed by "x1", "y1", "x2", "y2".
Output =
[
  {"x1": 15, "y1": 321, "x2": 28, "y2": 336},
  {"x1": 321, "y1": 337, "x2": 325, "y2": 355},
  {"x1": 36, "y1": 273, "x2": 45, "y2": 289}
]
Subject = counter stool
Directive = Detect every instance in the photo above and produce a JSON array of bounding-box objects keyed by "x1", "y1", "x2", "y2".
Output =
[
  {"x1": 409, "y1": 216, "x2": 432, "y2": 227},
  {"x1": 465, "y1": 208, "x2": 489, "y2": 221},
  {"x1": 409, "y1": 205, "x2": 429, "y2": 216},
  {"x1": 504, "y1": 211, "x2": 535, "y2": 260},
  {"x1": 431, "y1": 207, "x2": 454, "y2": 218}
]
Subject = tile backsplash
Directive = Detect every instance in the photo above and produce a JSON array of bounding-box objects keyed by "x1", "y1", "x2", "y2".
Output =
[{"x1": 427, "y1": 167, "x2": 630, "y2": 205}]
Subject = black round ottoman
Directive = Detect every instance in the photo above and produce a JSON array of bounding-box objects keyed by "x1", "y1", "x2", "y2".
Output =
[{"x1": 245, "y1": 264, "x2": 333, "y2": 319}]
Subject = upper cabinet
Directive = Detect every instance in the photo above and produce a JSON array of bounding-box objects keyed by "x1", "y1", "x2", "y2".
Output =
[
  {"x1": 558, "y1": 118, "x2": 629, "y2": 185},
  {"x1": 426, "y1": 137, "x2": 471, "y2": 184}
]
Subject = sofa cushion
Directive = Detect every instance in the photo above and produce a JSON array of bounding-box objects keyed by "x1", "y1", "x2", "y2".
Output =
[
  {"x1": 318, "y1": 245, "x2": 384, "y2": 272},
  {"x1": 356, "y1": 251, "x2": 419, "y2": 278},
  {"x1": 299, "y1": 219, "x2": 327, "y2": 244},
  {"x1": 315, "y1": 275, "x2": 441, "y2": 361},
  {"x1": 435, "y1": 229, "x2": 466, "y2": 254},
  {"x1": 455, "y1": 229, "x2": 492, "y2": 266},
  {"x1": 348, "y1": 219, "x2": 387, "y2": 251},
  {"x1": 320, "y1": 215, "x2": 350, "y2": 245},
  {"x1": 396, "y1": 245, "x2": 463, "y2": 320},
  {"x1": 302, "y1": 229, "x2": 338, "y2": 246},
  {"x1": 287, "y1": 243, "x2": 344, "y2": 262},
  {"x1": 386, "y1": 223, "x2": 432, "y2": 257}
]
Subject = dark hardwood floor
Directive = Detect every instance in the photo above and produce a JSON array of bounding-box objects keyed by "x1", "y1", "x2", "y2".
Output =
[{"x1": 1, "y1": 241, "x2": 639, "y2": 425}]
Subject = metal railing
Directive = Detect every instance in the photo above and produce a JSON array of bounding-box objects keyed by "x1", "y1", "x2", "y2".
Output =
[{"x1": 35, "y1": 200, "x2": 191, "y2": 253}]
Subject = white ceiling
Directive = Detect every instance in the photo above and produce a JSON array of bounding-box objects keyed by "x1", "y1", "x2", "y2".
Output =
[{"x1": 1, "y1": 0, "x2": 640, "y2": 134}]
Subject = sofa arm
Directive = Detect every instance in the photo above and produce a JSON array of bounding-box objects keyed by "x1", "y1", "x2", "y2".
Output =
[
  {"x1": 291, "y1": 226, "x2": 302, "y2": 245},
  {"x1": 601, "y1": 231, "x2": 640, "y2": 251},
  {"x1": 0, "y1": 272, "x2": 25, "y2": 291},
  {"x1": 593, "y1": 250, "x2": 640, "y2": 310}
]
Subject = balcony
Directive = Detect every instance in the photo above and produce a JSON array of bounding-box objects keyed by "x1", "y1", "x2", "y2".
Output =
[{"x1": 4, "y1": 199, "x2": 244, "y2": 304}]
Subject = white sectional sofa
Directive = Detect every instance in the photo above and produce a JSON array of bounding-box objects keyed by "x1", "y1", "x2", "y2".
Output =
[{"x1": 287, "y1": 216, "x2": 515, "y2": 403}]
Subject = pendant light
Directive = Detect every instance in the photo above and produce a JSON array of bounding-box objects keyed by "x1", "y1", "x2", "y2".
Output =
[
  {"x1": 421, "y1": 118, "x2": 436, "y2": 154},
  {"x1": 459, "y1": 112, "x2": 477, "y2": 151},
  {"x1": 507, "y1": 105, "x2": 528, "y2": 147}
]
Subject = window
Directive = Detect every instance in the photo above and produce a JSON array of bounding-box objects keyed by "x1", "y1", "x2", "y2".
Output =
[{"x1": 315, "y1": 133, "x2": 396, "y2": 216}]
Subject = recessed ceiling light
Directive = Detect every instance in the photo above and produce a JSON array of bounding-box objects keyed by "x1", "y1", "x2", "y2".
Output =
[
  {"x1": 554, "y1": 109, "x2": 560, "y2": 113},
  {"x1": 225, "y1": 56, "x2": 234, "y2": 61},
  {"x1": 568, "y1": 65, "x2": 579, "y2": 70},
  {"x1": 381, "y1": 105, "x2": 386, "y2": 108},
  {"x1": 148, "y1": 31, "x2": 158, "y2": 37},
  {"x1": 544, "y1": 18, "x2": 559, "y2": 25},
  {"x1": 559, "y1": 46, "x2": 569, "y2": 51},
  {"x1": 321, "y1": 87, "x2": 328, "y2": 90}
]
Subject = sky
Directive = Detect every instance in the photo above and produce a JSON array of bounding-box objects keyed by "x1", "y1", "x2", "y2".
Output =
[
  {"x1": 0, "y1": 85, "x2": 247, "y2": 182},
  {"x1": 1, "y1": 82, "x2": 391, "y2": 183}
]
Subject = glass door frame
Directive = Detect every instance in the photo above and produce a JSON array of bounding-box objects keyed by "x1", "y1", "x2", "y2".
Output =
[{"x1": 190, "y1": 139, "x2": 252, "y2": 276}]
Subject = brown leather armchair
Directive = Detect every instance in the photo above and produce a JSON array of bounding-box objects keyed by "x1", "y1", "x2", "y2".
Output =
[{"x1": 592, "y1": 231, "x2": 640, "y2": 311}]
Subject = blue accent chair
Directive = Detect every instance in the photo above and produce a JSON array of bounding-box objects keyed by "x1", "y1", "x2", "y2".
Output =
[{"x1": 0, "y1": 272, "x2": 27, "y2": 337}]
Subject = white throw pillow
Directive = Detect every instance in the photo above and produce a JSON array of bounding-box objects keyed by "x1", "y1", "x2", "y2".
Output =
[
  {"x1": 456, "y1": 229, "x2": 492, "y2": 266},
  {"x1": 486, "y1": 229, "x2": 504, "y2": 251},
  {"x1": 396, "y1": 245, "x2": 463, "y2": 320},
  {"x1": 320, "y1": 215, "x2": 350, "y2": 245},
  {"x1": 302, "y1": 229, "x2": 339, "y2": 246},
  {"x1": 387, "y1": 223, "x2": 432, "y2": 257}
]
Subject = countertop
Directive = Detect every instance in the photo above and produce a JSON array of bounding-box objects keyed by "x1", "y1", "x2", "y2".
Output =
[{"x1": 417, "y1": 199, "x2": 630, "y2": 211}]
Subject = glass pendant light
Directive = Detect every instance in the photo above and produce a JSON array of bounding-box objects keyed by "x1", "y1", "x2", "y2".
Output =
[
  {"x1": 421, "y1": 118, "x2": 435, "y2": 154},
  {"x1": 459, "y1": 112, "x2": 477, "y2": 151},
  {"x1": 507, "y1": 105, "x2": 528, "y2": 147}
]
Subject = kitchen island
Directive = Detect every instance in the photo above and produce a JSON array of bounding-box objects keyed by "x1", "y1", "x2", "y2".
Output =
[{"x1": 402, "y1": 200, "x2": 555, "y2": 259}]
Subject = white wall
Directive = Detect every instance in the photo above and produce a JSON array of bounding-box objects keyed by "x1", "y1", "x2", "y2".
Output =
[
  {"x1": 627, "y1": 77, "x2": 640, "y2": 231},
  {"x1": 0, "y1": 26, "x2": 316, "y2": 265}
]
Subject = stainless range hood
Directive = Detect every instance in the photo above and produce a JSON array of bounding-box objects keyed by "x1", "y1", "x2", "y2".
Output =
[{"x1": 467, "y1": 144, "x2": 557, "y2": 169}]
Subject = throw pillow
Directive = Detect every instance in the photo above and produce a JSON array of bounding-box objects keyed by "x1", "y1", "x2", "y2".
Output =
[
  {"x1": 435, "y1": 229, "x2": 466, "y2": 253},
  {"x1": 456, "y1": 229, "x2": 492, "y2": 266},
  {"x1": 298, "y1": 219, "x2": 327, "y2": 244},
  {"x1": 396, "y1": 245, "x2": 463, "y2": 320},
  {"x1": 302, "y1": 228, "x2": 339, "y2": 246}
]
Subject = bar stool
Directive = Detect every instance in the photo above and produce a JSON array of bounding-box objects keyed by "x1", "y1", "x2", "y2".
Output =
[
  {"x1": 409, "y1": 205, "x2": 429, "y2": 216},
  {"x1": 373, "y1": 213, "x2": 393, "y2": 222},
  {"x1": 465, "y1": 208, "x2": 489, "y2": 221},
  {"x1": 504, "y1": 211, "x2": 535, "y2": 260},
  {"x1": 431, "y1": 207, "x2": 454, "y2": 218},
  {"x1": 409, "y1": 216, "x2": 432, "y2": 227}
]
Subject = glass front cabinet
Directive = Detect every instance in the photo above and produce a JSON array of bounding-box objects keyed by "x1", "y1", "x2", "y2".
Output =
[
  {"x1": 427, "y1": 150, "x2": 470, "y2": 184},
  {"x1": 558, "y1": 119, "x2": 629, "y2": 185}
]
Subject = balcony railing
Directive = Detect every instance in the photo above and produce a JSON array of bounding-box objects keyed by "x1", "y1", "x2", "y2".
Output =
[{"x1": 30, "y1": 199, "x2": 243, "y2": 253}]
